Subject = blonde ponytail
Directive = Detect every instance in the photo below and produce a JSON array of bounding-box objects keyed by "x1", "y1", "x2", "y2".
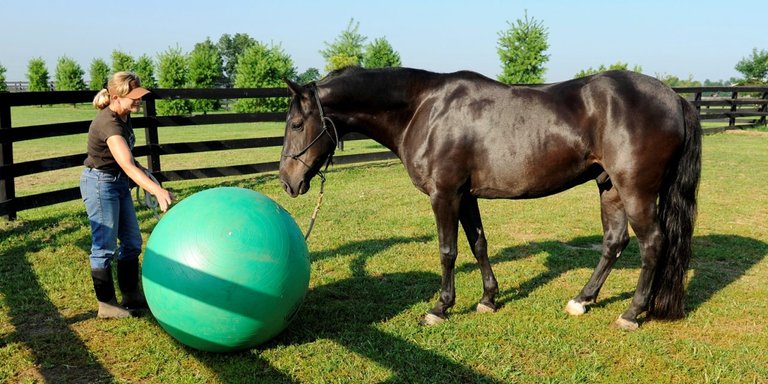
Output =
[
  {"x1": 93, "y1": 71, "x2": 144, "y2": 109},
  {"x1": 92, "y1": 89, "x2": 110, "y2": 109}
]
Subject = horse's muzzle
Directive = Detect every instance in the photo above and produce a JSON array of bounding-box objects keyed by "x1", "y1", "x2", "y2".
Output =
[{"x1": 281, "y1": 177, "x2": 309, "y2": 198}]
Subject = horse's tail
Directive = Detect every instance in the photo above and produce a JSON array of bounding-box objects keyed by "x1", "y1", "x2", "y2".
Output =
[{"x1": 649, "y1": 96, "x2": 702, "y2": 319}]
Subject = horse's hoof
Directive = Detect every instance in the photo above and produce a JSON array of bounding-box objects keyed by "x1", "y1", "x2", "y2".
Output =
[
  {"x1": 565, "y1": 300, "x2": 587, "y2": 316},
  {"x1": 420, "y1": 313, "x2": 446, "y2": 326},
  {"x1": 476, "y1": 303, "x2": 496, "y2": 313},
  {"x1": 612, "y1": 316, "x2": 639, "y2": 331}
]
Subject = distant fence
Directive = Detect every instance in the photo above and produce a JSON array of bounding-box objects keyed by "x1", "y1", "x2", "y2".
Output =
[
  {"x1": 674, "y1": 86, "x2": 768, "y2": 133},
  {"x1": 3, "y1": 81, "x2": 31, "y2": 92},
  {"x1": 1, "y1": 86, "x2": 766, "y2": 219}
]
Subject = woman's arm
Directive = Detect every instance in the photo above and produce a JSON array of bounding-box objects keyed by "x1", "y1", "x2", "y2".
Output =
[{"x1": 106, "y1": 135, "x2": 174, "y2": 212}]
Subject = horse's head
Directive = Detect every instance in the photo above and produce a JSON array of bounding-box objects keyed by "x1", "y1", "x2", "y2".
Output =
[{"x1": 279, "y1": 79, "x2": 338, "y2": 198}]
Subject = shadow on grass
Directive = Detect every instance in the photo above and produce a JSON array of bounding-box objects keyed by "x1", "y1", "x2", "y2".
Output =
[
  {"x1": 310, "y1": 234, "x2": 434, "y2": 275},
  {"x1": 273, "y1": 235, "x2": 499, "y2": 383},
  {"x1": 3, "y1": 188, "x2": 764, "y2": 383},
  {"x1": 455, "y1": 234, "x2": 768, "y2": 319},
  {"x1": 183, "y1": 235, "x2": 500, "y2": 383},
  {"x1": 244, "y1": 233, "x2": 764, "y2": 382},
  {"x1": 0, "y1": 213, "x2": 115, "y2": 383}
]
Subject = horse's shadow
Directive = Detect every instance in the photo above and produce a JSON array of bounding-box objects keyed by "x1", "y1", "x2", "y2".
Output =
[
  {"x1": 197, "y1": 233, "x2": 767, "y2": 382},
  {"x1": 192, "y1": 234, "x2": 502, "y2": 383},
  {"x1": 455, "y1": 234, "x2": 768, "y2": 316}
]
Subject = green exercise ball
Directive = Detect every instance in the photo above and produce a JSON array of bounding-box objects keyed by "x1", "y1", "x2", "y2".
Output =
[{"x1": 142, "y1": 187, "x2": 310, "y2": 353}]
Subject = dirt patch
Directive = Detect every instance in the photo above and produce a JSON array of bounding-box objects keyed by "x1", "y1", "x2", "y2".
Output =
[
  {"x1": 724, "y1": 129, "x2": 768, "y2": 137},
  {"x1": 561, "y1": 242, "x2": 602, "y2": 252}
]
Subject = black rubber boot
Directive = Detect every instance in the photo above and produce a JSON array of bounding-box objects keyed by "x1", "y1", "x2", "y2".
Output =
[
  {"x1": 91, "y1": 267, "x2": 133, "y2": 319},
  {"x1": 117, "y1": 259, "x2": 148, "y2": 310}
]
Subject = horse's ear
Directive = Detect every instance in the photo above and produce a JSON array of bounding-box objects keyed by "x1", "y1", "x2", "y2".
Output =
[{"x1": 284, "y1": 78, "x2": 304, "y2": 97}]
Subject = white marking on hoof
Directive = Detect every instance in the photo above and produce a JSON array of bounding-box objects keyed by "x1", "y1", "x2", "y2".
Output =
[
  {"x1": 476, "y1": 303, "x2": 495, "y2": 313},
  {"x1": 564, "y1": 300, "x2": 588, "y2": 316},
  {"x1": 613, "y1": 316, "x2": 639, "y2": 331},
  {"x1": 421, "y1": 313, "x2": 446, "y2": 326}
]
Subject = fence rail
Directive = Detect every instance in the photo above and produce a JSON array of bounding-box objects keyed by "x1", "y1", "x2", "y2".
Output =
[
  {"x1": 673, "y1": 86, "x2": 768, "y2": 133},
  {"x1": 3, "y1": 81, "x2": 30, "y2": 93},
  {"x1": 0, "y1": 88, "x2": 398, "y2": 219},
  {"x1": 1, "y1": 85, "x2": 766, "y2": 219}
]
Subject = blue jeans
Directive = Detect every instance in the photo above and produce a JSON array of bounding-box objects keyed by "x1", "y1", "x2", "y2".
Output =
[{"x1": 80, "y1": 168, "x2": 142, "y2": 270}]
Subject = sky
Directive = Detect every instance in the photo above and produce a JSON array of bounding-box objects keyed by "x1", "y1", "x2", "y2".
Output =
[{"x1": 1, "y1": 0, "x2": 766, "y2": 83}]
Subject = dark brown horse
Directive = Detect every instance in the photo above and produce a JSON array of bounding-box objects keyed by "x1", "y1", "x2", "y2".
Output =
[{"x1": 279, "y1": 67, "x2": 701, "y2": 330}]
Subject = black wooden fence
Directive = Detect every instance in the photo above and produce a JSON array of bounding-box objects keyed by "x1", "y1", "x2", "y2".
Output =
[
  {"x1": 675, "y1": 86, "x2": 768, "y2": 133},
  {"x1": 1, "y1": 86, "x2": 766, "y2": 219},
  {"x1": 0, "y1": 88, "x2": 397, "y2": 220}
]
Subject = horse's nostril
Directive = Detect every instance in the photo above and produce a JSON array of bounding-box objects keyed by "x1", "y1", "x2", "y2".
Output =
[{"x1": 281, "y1": 180, "x2": 294, "y2": 196}]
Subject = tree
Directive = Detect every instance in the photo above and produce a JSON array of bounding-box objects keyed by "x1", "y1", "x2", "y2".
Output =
[
  {"x1": 655, "y1": 73, "x2": 701, "y2": 88},
  {"x1": 134, "y1": 55, "x2": 157, "y2": 88},
  {"x1": 217, "y1": 33, "x2": 256, "y2": 88},
  {"x1": 735, "y1": 48, "x2": 768, "y2": 85},
  {"x1": 233, "y1": 42, "x2": 296, "y2": 113},
  {"x1": 363, "y1": 38, "x2": 401, "y2": 69},
  {"x1": 702, "y1": 78, "x2": 740, "y2": 96},
  {"x1": 27, "y1": 58, "x2": 50, "y2": 91},
  {"x1": 156, "y1": 46, "x2": 192, "y2": 115},
  {"x1": 296, "y1": 67, "x2": 321, "y2": 84},
  {"x1": 188, "y1": 38, "x2": 223, "y2": 113},
  {"x1": 320, "y1": 18, "x2": 367, "y2": 73},
  {"x1": 497, "y1": 11, "x2": 550, "y2": 84},
  {"x1": 0, "y1": 63, "x2": 7, "y2": 92},
  {"x1": 574, "y1": 62, "x2": 643, "y2": 78},
  {"x1": 54, "y1": 56, "x2": 86, "y2": 91},
  {"x1": 704, "y1": 78, "x2": 740, "y2": 87},
  {"x1": 89, "y1": 58, "x2": 110, "y2": 90},
  {"x1": 111, "y1": 50, "x2": 135, "y2": 73}
]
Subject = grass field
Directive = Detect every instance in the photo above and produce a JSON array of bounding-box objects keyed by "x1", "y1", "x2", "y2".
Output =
[{"x1": 1, "y1": 106, "x2": 767, "y2": 383}]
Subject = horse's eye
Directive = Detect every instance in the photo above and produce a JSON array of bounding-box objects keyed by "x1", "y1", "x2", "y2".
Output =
[{"x1": 291, "y1": 121, "x2": 304, "y2": 131}]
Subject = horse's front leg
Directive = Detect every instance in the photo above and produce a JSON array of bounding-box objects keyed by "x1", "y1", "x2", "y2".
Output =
[{"x1": 422, "y1": 192, "x2": 461, "y2": 326}]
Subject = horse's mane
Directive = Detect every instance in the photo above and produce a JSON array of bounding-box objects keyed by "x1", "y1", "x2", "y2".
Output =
[
  {"x1": 321, "y1": 65, "x2": 364, "y2": 81},
  {"x1": 317, "y1": 66, "x2": 412, "y2": 86}
]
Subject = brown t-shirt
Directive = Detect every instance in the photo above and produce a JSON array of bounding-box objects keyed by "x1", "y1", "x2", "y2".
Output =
[{"x1": 83, "y1": 107, "x2": 136, "y2": 173}]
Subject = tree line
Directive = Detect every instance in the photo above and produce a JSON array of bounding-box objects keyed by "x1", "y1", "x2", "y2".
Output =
[
  {"x1": 1, "y1": 15, "x2": 766, "y2": 112},
  {"x1": 0, "y1": 20, "x2": 403, "y2": 115},
  {"x1": 498, "y1": 12, "x2": 767, "y2": 88}
]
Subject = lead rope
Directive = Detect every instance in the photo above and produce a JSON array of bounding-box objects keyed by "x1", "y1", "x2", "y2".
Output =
[
  {"x1": 304, "y1": 171, "x2": 326, "y2": 240},
  {"x1": 304, "y1": 153, "x2": 334, "y2": 240}
]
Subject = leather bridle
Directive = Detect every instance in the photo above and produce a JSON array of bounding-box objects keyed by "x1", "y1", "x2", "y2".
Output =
[
  {"x1": 281, "y1": 85, "x2": 338, "y2": 240},
  {"x1": 281, "y1": 85, "x2": 338, "y2": 172}
]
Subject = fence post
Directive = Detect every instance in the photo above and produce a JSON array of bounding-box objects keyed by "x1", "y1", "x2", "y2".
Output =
[
  {"x1": 0, "y1": 101, "x2": 16, "y2": 220},
  {"x1": 759, "y1": 91, "x2": 768, "y2": 126},
  {"x1": 693, "y1": 91, "x2": 702, "y2": 112},
  {"x1": 143, "y1": 97, "x2": 162, "y2": 176},
  {"x1": 729, "y1": 91, "x2": 738, "y2": 128}
]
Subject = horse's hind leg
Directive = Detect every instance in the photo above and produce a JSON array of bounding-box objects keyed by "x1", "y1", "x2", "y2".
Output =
[
  {"x1": 566, "y1": 181, "x2": 629, "y2": 316},
  {"x1": 459, "y1": 194, "x2": 499, "y2": 313},
  {"x1": 613, "y1": 192, "x2": 663, "y2": 331}
]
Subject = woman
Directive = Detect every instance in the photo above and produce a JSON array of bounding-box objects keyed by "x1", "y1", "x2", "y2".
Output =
[{"x1": 80, "y1": 71, "x2": 173, "y2": 318}]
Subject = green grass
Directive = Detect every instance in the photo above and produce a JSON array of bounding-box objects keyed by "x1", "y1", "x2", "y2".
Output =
[{"x1": 1, "y1": 107, "x2": 767, "y2": 383}]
